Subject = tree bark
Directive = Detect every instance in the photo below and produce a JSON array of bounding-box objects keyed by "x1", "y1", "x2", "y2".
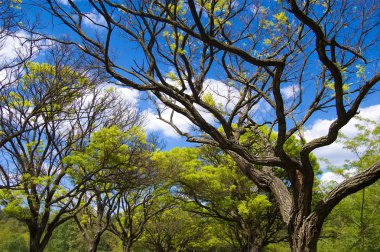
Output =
[
  {"x1": 29, "y1": 227, "x2": 43, "y2": 252},
  {"x1": 288, "y1": 213, "x2": 322, "y2": 252},
  {"x1": 88, "y1": 234, "x2": 102, "y2": 252},
  {"x1": 122, "y1": 241, "x2": 133, "y2": 252},
  {"x1": 28, "y1": 223, "x2": 54, "y2": 252}
]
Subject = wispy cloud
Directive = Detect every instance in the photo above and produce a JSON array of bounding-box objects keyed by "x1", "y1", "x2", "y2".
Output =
[
  {"x1": 281, "y1": 85, "x2": 300, "y2": 99},
  {"x1": 144, "y1": 108, "x2": 193, "y2": 138},
  {"x1": 82, "y1": 11, "x2": 106, "y2": 29},
  {"x1": 57, "y1": 0, "x2": 71, "y2": 5}
]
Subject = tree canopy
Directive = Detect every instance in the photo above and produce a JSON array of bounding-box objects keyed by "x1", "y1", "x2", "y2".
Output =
[{"x1": 0, "y1": 0, "x2": 379, "y2": 251}]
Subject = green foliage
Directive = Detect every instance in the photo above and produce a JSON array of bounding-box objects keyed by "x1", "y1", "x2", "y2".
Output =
[
  {"x1": 64, "y1": 125, "x2": 147, "y2": 181},
  {"x1": 0, "y1": 190, "x2": 31, "y2": 221},
  {"x1": 0, "y1": 210, "x2": 29, "y2": 252},
  {"x1": 153, "y1": 146, "x2": 285, "y2": 250},
  {"x1": 44, "y1": 220, "x2": 87, "y2": 252},
  {"x1": 202, "y1": 92, "x2": 217, "y2": 108},
  {"x1": 319, "y1": 117, "x2": 380, "y2": 251},
  {"x1": 319, "y1": 181, "x2": 380, "y2": 252},
  {"x1": 136, "y1": 207, "x2": 230, "y2": 251}
]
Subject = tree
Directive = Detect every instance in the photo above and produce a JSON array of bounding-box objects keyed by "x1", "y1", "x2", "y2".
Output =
[
  {"x1": 319, "y1": 117, "x2": 380, "y2": 251},
  {"x1": 136, "y1": 207, "x2": 232, "y2": 252},
  {"x1": 64, "y1": 126, "x2": 170, "y2": 252},
  {"x1": 36, "y1": 1, "x2": 380, "y2": 251},
  {"x1": 0, "y1": 45, "x2": 135, "y2": 251},
  {"x1": 0, "y1": 0, "x2": 42, "y2": 165},
  {"x1": 61, "y1": 93, "x2": 145, "y2": 252},
  {"x1": 0, "y1": 209, "x2": 29, "y2": 252},
  {"x1": 154, "y1": 146, "x2": 287, "y2": 252}
]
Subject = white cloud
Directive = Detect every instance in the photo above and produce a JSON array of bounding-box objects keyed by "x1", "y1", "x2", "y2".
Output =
[
  {"x1": 202, "y1": 79, "x2": 240, "y2": 112},
  {"x1": 144, "y1": 108, "x2": 193, "y2": 138},
  {"x1": 281, "y1": 85, "x2": 300, "y2": 99},
  {"x1": 0, "y1": 30, "x2": 30, "y2": 81},
  {"x1": 304, "y1": 104, "x2": 380, "y2": 185},
  {"x1": 305, "y1": 104, "x2": 380, "y2": 142},
  {"x1": 320, "y1": 171, "x2": 345, "y2": 185},
  {"x1": 83, "y1": 12, "x2": 106, "y2": 29},
  {"x1": 143, "y1": 78, "x2": 242, "y2": 138},
  {"x1": 0, "y1": 30, "x2": 47, "y2": 82},
  {"x1": 103, "y1": 84, "x2": 140, "y2": 105},
  {"x1": 57, "y1": 0, "x2": 71, "y2": 5},
  {"x1": 0, "y1": 32, "x2": 25, "y2": 61}
]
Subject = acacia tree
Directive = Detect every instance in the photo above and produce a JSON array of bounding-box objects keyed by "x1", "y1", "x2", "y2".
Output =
[
  {"x1": 153, "y1": 146, "x2": 286, "y2": 252},
  {"x1": 0, "y1": 0, "x2": 43, "y2": 163},
  {"x1": 0, "y1": 44, "x2": 136, "y2": 251},
  {"x1": 65, "y1": 125, "x2": 170, "y2": 252},
  {"x1": 36, "y1": 1, "x2": 380, "y2": 251},
  {"x1": 68, "y1": 118, "x2": 144, "y2": 252}
]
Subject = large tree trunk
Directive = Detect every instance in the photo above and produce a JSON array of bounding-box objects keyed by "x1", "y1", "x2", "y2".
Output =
[
  {"x1": 30, "y1": 237, "x2": 43, "y2": 252},
  {"x1": 29, "y1": 227, "x2": 43, "y2": 252},
  {"x1": 246, "y1": 233, "x2": 264, "y2": 252},
  {"x1": 249, "y1": 245, "x2": 264, "y2": 252},
  {"x1": 289, "y1": 212, "x2": 323, "y2": 252},
  {"x1": 28, "y1": 224, "x2": 53, "y2": 252},
  {"x1": 88, "y1": 234, "x2": 102, "y2": 252},
  {"x1": 122, "y1": 240, "x2": 133, "y2": 252}
]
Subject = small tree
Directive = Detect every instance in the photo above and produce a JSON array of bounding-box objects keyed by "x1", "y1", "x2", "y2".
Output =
[
  {"x1": 154, "y1": 146, "x2": 287, "y2": 252},
  {"x1": 137, "y1": 207, "x2": 230, "y2": 252},
  {"x1": 65, "y1": 126, "x2": 170, "y2": 252},
  {"x1": 0, "y1": 45, "x2": 133, "y2": 251}
]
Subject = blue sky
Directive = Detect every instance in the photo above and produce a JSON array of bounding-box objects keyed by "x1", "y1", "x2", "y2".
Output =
[{"x1": 3, "y1": 0, "x2": 379, "y2": 184}]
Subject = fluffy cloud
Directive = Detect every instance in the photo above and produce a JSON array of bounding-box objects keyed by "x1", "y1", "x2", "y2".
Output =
[
  {"x1": 143, "y1": 78, "x2": 240, "y2": 137},
  {"x1": 104, "y1": 84, "x2": 140, "y2": 105},
  {"x1": 144, "y1": 108, "x2": 193, "y2": 138},
  {"x1": 83, "y1": 12, "x2": 106, "y2": 29},
  {"x1": 144, "y1": 76, "x2": 249, "y2": 138},
  {"x1": 304, "y1": 104, "x2": 380, "y2": 183},
  {"x1": 305, "y1": 104, "x2": 380, "y2": 142},
  {"x1": 281, "y1": 85, "x2": 300, "y2": 99},
  {"x1": 320, "y1": 172, "x2": 345, "y2": 185},
  {"x1": 0, "y1": 30, "x2": 44, "y2": 82},
  {"x1": 202, "y1": 79, "x2": 240, "y2": 111},
  {"x1": 0, "y1": 32, "x2": 25, "y2": 62}
]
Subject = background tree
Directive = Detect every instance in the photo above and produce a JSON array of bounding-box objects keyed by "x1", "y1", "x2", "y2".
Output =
[
  {"x1": 64, "y1": 125, "x2": 171, "y2": 252},
  {"x1": 154, "y1": 146, "x2": 286, "y2": 252},
  {"x1": 0, "y1": 0, "x2": 46, "y2": 170},
  {"x1": 36, "y1": 1, "x2": 380, "y2": 250},
  {"x1": 319, "y1": 117, "x2": 380, "y2": 252},
  {"x1": 136, "y1": 207, "x2": 232, "y2": 252},
  {"x1": 62, "y1": 85, "x2": 144, "y2": 252},
  {"x1": 0, "y1": 44, "x2": 135, "y2": 251},
  {"x1": 0, "y1": 209, "x2": 29, "y2": 252}
]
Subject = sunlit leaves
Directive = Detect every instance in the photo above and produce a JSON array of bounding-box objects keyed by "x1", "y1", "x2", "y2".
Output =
[
  {"x1": 273, "y1": 11, "x2": 288, "y2": 25},
  {"x1": 355, "y1": 64, "x2": 366, "y2": 78},
  {"x1": 64, "y1": 126, "x2": 147, "y2": 181}
]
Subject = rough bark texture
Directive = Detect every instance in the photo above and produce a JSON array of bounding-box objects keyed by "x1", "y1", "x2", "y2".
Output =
[
  {"x1": 122, "y1": 241, "x2": 133, "y2": 252},
  {"x1": 88, "y1": 235, "x2": 102, "y2": 252},
  {"x1": 28, "y1": 225, "x2": 51, "y2": 252}
]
